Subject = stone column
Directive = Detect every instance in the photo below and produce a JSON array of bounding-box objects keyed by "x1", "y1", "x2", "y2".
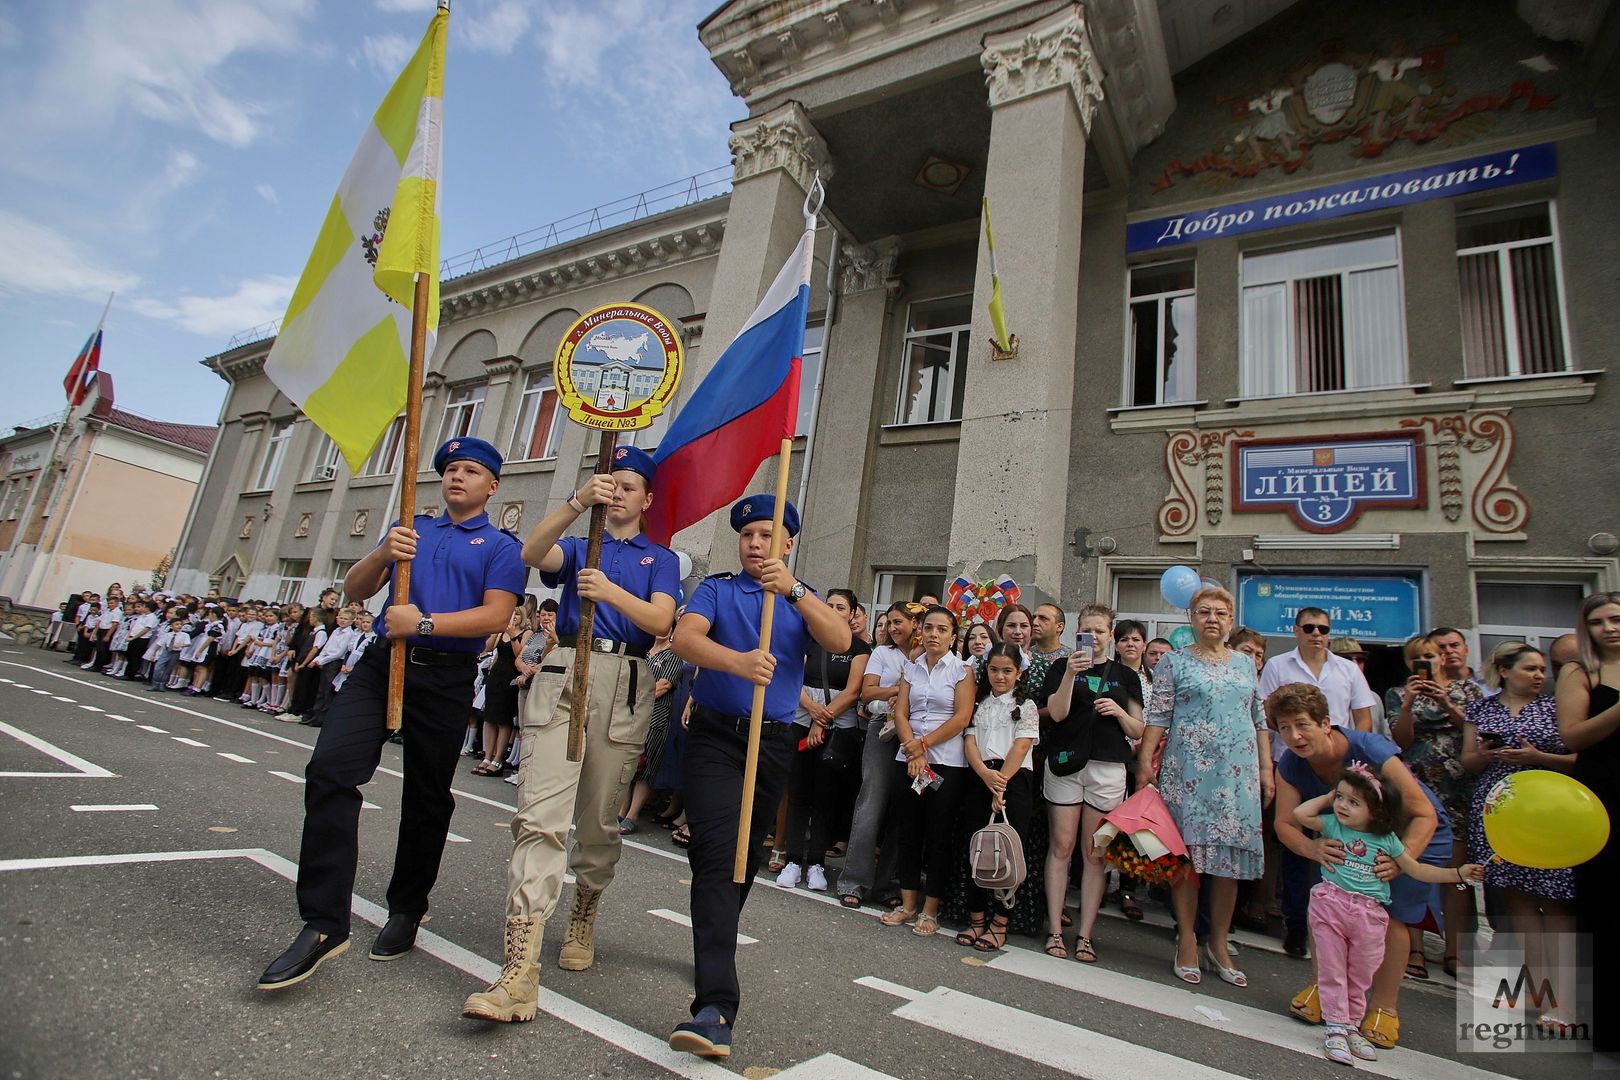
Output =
[
  {"x1": 197, "y1": 410, "x2": 271, "y2": 582},
  {"x1": 415, "y1": 370, "x2": 448, "y2": 482},
  {"x1": 677, "y1": 100, "x2": 832, "y2": 576},
  {"x1": 947, "y1": 5, "x2": 1101, "y2": 600},
  {"x1": 477, "y1": 354, "x2": 523, "y2": 449}
]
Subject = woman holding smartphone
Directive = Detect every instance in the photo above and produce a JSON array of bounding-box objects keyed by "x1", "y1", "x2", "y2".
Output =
[{"x1": 1387, "y1": 633, "x2": 1481, "y2": 979}]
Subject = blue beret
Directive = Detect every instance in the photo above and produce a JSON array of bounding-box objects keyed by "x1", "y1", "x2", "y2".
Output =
[
  {"x1": 730, "y1": 494, "x2": 799, "y2": 537},
  {"x1": 609, "y1": 444, "x2": 656, "y2": 484},
  {"x1": 433, "y1": 436, "x2": 503, "y2": 478}
]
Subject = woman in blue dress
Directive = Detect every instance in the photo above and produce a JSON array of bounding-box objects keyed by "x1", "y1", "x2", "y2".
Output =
[{"x1": 1138, "y1": 585, "x2": 1274, "y2": 989}]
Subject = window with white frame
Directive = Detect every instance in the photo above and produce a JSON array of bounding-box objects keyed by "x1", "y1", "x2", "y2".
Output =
[
  {"x1": 1111, "y1": 575, "x2": 1192, "y2": 645},
  {"x1": 253, "y1": 420, "x2": 294, "y2": 491},
  {"x1": 276, "y1": 559, "x2": 311, "y2": 605},
  {"x1": 361, "y1": 417, "x2": 405, "y2": 477},
  {"x1": 1240, "y1": 232, "x2": 1406, "y2": 397},
  {"x1": 873, "y1": 570, "x2": 946, "y2": 610},
  {"x1": 307, "y1": 432, "x2": 341, "y2": 482},
  {"x1": 1475, "y1": 579, "x2": 1584, "y2": 658},
  {"x1": 1456, "y1": 203, "x2": 1568, "y2": 379},
  {"x1": 894, "y1": 296, "x2": 971, "y2": 425},
  {"x1": 1126, "y1": 261, "x2": 1197, "y2": 406},
  {"x1": 330, "y1": 559, "x2": 357, "y2": 595},
  {"x1": 795, "y1": 322, "x2": 826, "y2": 436},
  {"x1": 508, "y1": 370, "x2": 562, "y2": 461},
  {"x1": 437, "y1": 384, "x2": 486, "y2": 444}
]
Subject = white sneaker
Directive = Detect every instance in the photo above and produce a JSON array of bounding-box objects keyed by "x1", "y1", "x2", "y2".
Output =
[
  {"x1": 775, "y1": 862, "x2": 802, "y2": 889},
  {"x1": 503, "y1": 772, "x2": 520, "y2": 786},
  {"x1": 806, "y1": 865, "x2": 828, "y2": 892}
]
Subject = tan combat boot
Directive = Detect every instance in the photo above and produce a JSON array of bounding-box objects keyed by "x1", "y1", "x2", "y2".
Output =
[
  {"x1": 557, "y1": 887, "x2": 603, "y2": 971},
  {"x1": 461, "y1": 916, "x2": 542, "y2": 1022}
]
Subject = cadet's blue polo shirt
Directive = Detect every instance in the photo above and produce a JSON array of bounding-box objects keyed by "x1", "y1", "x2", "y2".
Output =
[
  {"x1": 541, "y1": 533, "x2": 679, "y2": 649},
  {"x1": 687, "y1": 572, "x2": 814, "y2": 723},
  {"x1": 384, "y1": 513, "x2": 527, "y2": 653}
]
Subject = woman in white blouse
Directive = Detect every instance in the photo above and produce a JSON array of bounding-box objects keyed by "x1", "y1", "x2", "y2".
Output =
[
  {"x1": 880, "y1": 605, "x2": 976, "y2": 936},
  {"x1": 957, "y1": 643, "x2": 1039, "y2": 950}
]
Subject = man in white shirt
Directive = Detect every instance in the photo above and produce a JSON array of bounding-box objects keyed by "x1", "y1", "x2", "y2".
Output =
[
  {"x1": 304, "y1": 610, "x2": 359, "y2": 728},
  {"x1": 1257, "y1": 607, "x2": 1376, "y2": 733}
]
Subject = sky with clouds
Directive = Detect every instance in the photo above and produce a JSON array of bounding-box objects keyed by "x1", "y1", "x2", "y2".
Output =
[{"x1": 0, "y1": 0, "x2": 742, "y2": 432}]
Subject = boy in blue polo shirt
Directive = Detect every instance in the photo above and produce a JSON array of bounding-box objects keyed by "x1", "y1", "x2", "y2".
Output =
[
  {"x1": 665, "y1": 494, "x2": 851, "y2": 1059},
  {"x1": 258, "y1": 437, "x2": 526, "y2": 991}
]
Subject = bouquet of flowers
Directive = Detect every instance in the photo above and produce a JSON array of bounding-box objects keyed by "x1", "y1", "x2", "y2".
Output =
[{"x1": 1092, "y1": 786, "x2": 1192, "y2": 887}]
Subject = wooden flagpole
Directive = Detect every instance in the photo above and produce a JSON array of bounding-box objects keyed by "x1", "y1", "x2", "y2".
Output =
[
  {"x1": 386, "y1": 271, "x2": 433, "y2": 731},
  {"x1": 732, "y1": 435, "x2": 795, "y2": 883},
  {"x1": 567, "y1": 432, "x2": 616, "y2": 761}
]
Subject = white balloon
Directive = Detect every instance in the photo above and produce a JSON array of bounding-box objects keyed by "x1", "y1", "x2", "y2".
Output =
[{"x1": 676, "y1": 549, "x2": 693, "y2": 580}]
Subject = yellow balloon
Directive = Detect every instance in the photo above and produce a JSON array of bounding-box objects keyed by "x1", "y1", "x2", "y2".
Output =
[{"x1": 1482, "y1": 770, "x2": 1611, "y2": 870}]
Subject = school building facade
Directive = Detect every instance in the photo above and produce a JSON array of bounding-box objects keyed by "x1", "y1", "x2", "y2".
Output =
[{"x1": 172, "y1": 0, "x2": 1620, "y2": 669}]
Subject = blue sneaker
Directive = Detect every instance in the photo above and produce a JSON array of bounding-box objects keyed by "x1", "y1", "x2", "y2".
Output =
[{"x1": 669, "y1": 1006, "x2": 731, "y2": 1058}]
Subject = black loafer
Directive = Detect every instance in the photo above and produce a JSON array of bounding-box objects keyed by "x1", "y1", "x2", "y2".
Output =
[
  {"x1": 370, "y1": 913, "x2": 421, "y2": 960},
  {"x1": 258, "y1": 926, "x2": 349, "y2": 990}
]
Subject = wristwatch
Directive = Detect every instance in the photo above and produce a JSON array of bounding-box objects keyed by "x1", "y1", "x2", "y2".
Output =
[
  {"x1": 786, "y1": 582, "x2": 807, "y2": 605},
  {"x1": 417, "y1": 613, "x2": 434, "y2": 638}
]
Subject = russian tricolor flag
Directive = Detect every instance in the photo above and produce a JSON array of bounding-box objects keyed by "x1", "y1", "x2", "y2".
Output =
[
  {"x1": 646, "y1": 223, "x2": 814, "y2": 545},
  {"x1": 63, "y1": 329, "x2": 103, "y2": 407}
]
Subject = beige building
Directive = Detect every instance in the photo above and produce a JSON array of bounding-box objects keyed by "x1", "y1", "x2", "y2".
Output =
[
  {"x1": 0, "y1": 376, "x2": 216, "y2": 607},
  {"x1": 173, "y1": 0, "x2": 1620, "y2": 681}
]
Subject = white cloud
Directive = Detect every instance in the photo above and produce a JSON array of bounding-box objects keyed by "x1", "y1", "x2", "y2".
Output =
[
  {"x1": 127, "y1": 274, "x2": 298, "y2": 338},
  {"x1": 164, "y1": 148, "x2": 201, "y2": 190},
  {"x1": 374, "y1": 0, "x2": 435, "y2": 11},
  {"x1": 0, "y1": 212, "x2": 140, "y2": 300},
  {"x1": 459, "y1": 0, "x2": 532, "y2": 54},
  {"x1": 255, "y1": 183, "x2": 279, "y2": 205},
  {"x1": 359, "y1": 33, "x2": 414, "y2": 79}
]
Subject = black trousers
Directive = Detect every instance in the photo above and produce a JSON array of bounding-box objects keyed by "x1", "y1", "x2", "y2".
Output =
[
  {"x1": 888, "y1": 760, "x2": 969, "y2": 898},
  {"x1": 782, "y1": 726, "x2": 860, "y2": 867},
  {"x1": 958, "y1": 764, "x2": 1034, "y2": 913},
  {"x1": 308, "y1": 660, "x2": 342, "y2": 725},
  {"x1": 295, "y1": 640, "x2": 474, "y2": 936},
  {"x1": 682, "y1": 706, "x2": 795, "y2": 1026}
]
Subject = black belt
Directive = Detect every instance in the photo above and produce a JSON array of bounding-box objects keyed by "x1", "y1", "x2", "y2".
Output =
[
  {"x1": 556, "y1": 634, "x2": 649, "y2": 660},
  {"x1": 405, "y1": 646, "x2": 478, "y2": 668},
  {"x1": 692, "y1": 704, "x2": 796, "y2": 738}
]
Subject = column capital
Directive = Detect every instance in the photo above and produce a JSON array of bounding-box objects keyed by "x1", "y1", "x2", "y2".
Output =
[
  {"x1": 727, "y1": 101, "x2": 834, "y2": 193},
  {"x1": 981, "y1": 4, "x2": 1104, "y2": 133},
  {"x1": 239, "y1": 409, "x2": 272, "y2": 432},
  {"x1": 422, "y1": 370, "x2": 449, "y2": 392},
  {"x1": 482, "y1": 354, "x2": 522, "y2": 379},
  {"x1": 837, "y1": 238, "x2": 901, "y2": 297}
]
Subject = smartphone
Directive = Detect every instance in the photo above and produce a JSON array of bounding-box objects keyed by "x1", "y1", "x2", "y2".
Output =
[
  {"x1": 1076, "y1": 632, "x2": 1096, "y2": 664},
  {"x1": 1478, "y1": 734, "x2": 1505, "y2": 750},
  {"x1": 1412, "y1": 659, "x2": 1433, "y2": 679}
]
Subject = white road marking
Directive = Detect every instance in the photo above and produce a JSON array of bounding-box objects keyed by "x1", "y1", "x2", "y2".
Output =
[
  {"x1": 772, "y1": 1054, "x2": 897, "y2": 1078},
  {"x1": 860, "y1": 978, "x2": 1250, "y2": 1080},
  {"x1": 446, "y1": 832, "x2": 471, "y2": 843},
  {"x1": 855, "y1": 976, "x2": 923, "y2": 1001},
  {"x1": 648, "y1": 908, "x2": 757, "y2": 945},
  {"x1": 362, "y1": 800, "x2": 381, "y2": 810},
  {"x1": 217, "y1": 753, "x2": 255, "y2": 764},
  {"x1": 78, "y1": 705, "x2": 103, "y2": 713},
  {"x1": 29, "y1": 689, "x2": 50, "y2": 695},
  {"x1": 70, "y1": 804, "x2": 158, "y2": 812},
  {"x1": 0, "y1": 719, "x2": 116, "y2": 778},
  {"x1": 985, "y1": 948, "x2": 1499, "y2": 1080},
  {"x1": 172, "y1": 737, "x2": 209, "y2": 748},
  {"x1": 51, "y1": 696, "x2": 74, "y2": 702},
  {"x1": 107, "y1": 715, "x2": 135, "y2": 723},
  {"x1": 137, "y1": 725, "x2": 168, "y2": 734},
  {"x1": 268, "y1": 770, "x2": 305, "y2": 784}
]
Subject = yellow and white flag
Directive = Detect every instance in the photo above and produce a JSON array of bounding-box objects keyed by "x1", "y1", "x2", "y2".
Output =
[
  {"x1": 266, "y1": 5, "x2": 447, "y2": 473},
  {"x1": 982, "y1": 197, "x2": 1012, "y2": 352}
]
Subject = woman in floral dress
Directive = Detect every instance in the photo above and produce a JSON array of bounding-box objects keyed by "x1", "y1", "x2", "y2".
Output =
[
  {"x1": 1388, "y1": 633, "x2": 1481, "y2": 977},
  {"x1": 1138, "y1": 585, "x2": 1273, "y2": 988}
]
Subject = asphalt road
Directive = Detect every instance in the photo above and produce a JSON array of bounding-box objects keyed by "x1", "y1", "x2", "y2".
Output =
[{"x1": 0, "y1": 645, "x2": 1587, "y2": 1080}]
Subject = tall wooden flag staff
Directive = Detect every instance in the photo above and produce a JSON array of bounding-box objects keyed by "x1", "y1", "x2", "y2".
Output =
[
  {"x1": 263, "y1": 2, "x2": 448, "y2": 730},
  {"x1": 645, "y1": 175, "x2": 823, "y2": 882},
  {"x1": 552, "y1": 306, "x2": 684, "y2": 760}
]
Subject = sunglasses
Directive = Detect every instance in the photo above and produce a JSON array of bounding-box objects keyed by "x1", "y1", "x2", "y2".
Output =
[{"x1": 1298, "y1": 623, "x2": 1331, "y2": 635}]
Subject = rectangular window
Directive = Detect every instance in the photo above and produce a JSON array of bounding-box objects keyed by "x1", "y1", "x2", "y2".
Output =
[
  {"x1": 1111, "y1": 575, "x2": 1191, "y2": 645},
  {"x1": 1126, "y1": 261, "x2": 1197, "y2": 406},
  {"x1": 361, "y1": 417, "x2": 405, "y2": 477},
  {"x1": 872, "y1": 570, "x2": 946, "y2": 610},
  {"x1": 1240, "y1": 232, "x2": 1406, "y2": 396},
  {"x1": 307, "y1": 432, "x2": 341, "y2": 482},
  {"x1": 508, "y1": 371, "x2": 562, "y2": 461},
  {"x1": 276, "y1": 559, "x2": 311, "y2": 605},
  {"x1": 1457, "y1": 203, "x2": 1567, "y2": 379},
  {"x1": 1476, "y1": 579, "x2": 1583, "y2": 657},
  {"x1": 630, "y1": 409, "x2": 669, "y2": 451},
  {"x1": 330, "y1": 559, "x2": 357, "y2": 595},
  {"x1": 894, "y1": 296, "x2": 972, "y2": 425},
  {"x1": 253, "y1": 420, "x2": 293, "y2": 491},
  {"x1": 796, "y1": 322, "x2": 826, "y2": 437},
  {"x1": 438, "y1": 384, "x2": 486, "y2": 445}
]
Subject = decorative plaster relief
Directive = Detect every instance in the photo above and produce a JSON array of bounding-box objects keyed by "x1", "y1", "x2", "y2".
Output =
[
  {"x1": 1398, "y1": 411, "x2": 1529, "y2": 534},
  {"x1": 728, "y1": 101, "x2": 833, "y2": 192},
  {"x1": 982, "y1": 6, "x2": 1106, "y2": 133}
]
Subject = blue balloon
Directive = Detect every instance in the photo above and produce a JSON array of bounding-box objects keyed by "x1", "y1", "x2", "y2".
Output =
[{"x1": 1160, "y1": 565, "x2": 1201, "y2": 609}]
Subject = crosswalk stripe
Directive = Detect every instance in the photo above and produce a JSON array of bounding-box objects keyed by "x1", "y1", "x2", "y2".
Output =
[
  {"x1": 137, "y1": 725, "x2": 168, "y2": 734},
  {"x1": 78, "y1": 705, "x2": 103, "y2": 713},
  {"x1": 985, "y1": 948, "x2": 1502, "y2": 1080},
  {"x1": 70, "y1": 804, "x2": 158, "y2": 812},
  {"x1": 107, "y1": 715, "x2": 135, "y2": 722},
  {"x1": 217, "y1": 753, "x2": 255, "y2": 763},
  {"x1": 859, "y1": 976, "x2": 1250, "y2": 1079},
  {"x1": 268, "y1": 770, "x2": 305, "y2": 784},
  {"x1": 172, "y1": 737, "x2": 209, "y2": 747},
  {"x1": 772, "y1": 1053, "x2": 897, "y2": 1078},
  {"x1": 446, "y1": 832, "x2": 470, "y2": 843},
  {"x1": 648, "y1": 908, "x2": 757, "y2": 945}
]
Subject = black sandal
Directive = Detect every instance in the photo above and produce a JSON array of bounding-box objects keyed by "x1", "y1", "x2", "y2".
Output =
[
  {"x1": 1121, "y1": 893, "x2": 1143, "y2": 921},
  {"x1": 973, "y1": 913, "x2": 1010, "y2": 952},
  {"x1": 839, "y1": 893, "x2": 863, "y2": 909},
  {"x1": 671, "y1": 824, "x2": 691, "y2": 848},
  {"x1": 1073, "y1": 936, "x2": 1098, "y2": 963},
  {"x1": 956, "y1": 914, "x2": 988, "y2": 947},
  {"x1": 1405, "y1": 950, "x2": 1429, "y2": 980}
]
